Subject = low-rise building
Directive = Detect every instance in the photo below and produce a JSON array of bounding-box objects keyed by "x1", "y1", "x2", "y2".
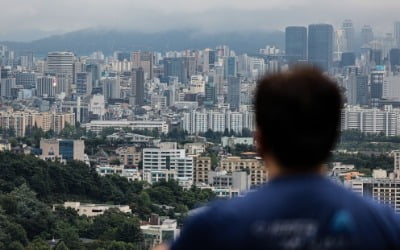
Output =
[
  {"x1": 221, "y1": 137, "x2": 254, "y2": 148},
  {"x1": 96, "y1": 165, "x2": 142, "y2": 181},
  {"x1": 373, "y1": 169, "x2": 388, "y2": 179},
  {"x1": 184, "y1": 143, "x2": 206, "y2": 155},
  {"x1": 84, "y1": 120, "x2": 169, "y2": 134},
  {"x1": 143, "y1": 169, "x2": 178, "y2": 184},
  {"x1": 40, "y1": 139, "x2": 85, "y2": 162},
  {"x1": 0, "y1": 140, "x2": 11, "y2": 151},
  {"x1": 141, "y1": 217, "x2": 179, "y2": 248},
  {"x1": 346, "y1": 178, "x2": 400, "y2": 213},
  {"x1": 331, "y1": 162, "x2": 355, "y2": 176},
  {"x1": 193, "y1": 156, "x2": 211, "y2": 184},
  {"x1": 116, "y1": 146, "x2": 142, "y2": 167},
  {"x1": 208, "y1": 170, "x2": 250, "y2": 194},
  {"x1": 106, "y1": 132, "x2": 153, "y2": 143},
  {"x1": 143, "y1": 144, "x2": 193, "y2": 185},
  {"x1": 219, "y1": 156, "x2": 267, "y2": 187},
  {"x1": 54, "y1": 202, "x2": 131, "y2": 217}
]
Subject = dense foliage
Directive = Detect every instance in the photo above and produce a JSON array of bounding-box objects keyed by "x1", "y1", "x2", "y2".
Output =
[
  {"x1": 329, "y1": 130, "x2": 397, "y2": 174},
  {"x1": 337, "y1": 130, "x2": 400, "y2": 152},
  {"x1": 0, "y1": 152, "x2": 215, "y2": 249},
  {"x1": 330, "y1": 153, "x2": 394, "y2": 170}
]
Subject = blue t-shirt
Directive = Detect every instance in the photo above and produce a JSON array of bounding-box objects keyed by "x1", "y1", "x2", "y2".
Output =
[{"x1": 171, "y1": 175, "x2": 400, "y2": 250}]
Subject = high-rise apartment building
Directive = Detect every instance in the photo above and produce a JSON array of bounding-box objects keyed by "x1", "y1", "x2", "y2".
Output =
[
  {"x1": 0, "y1": 110, "x2": 74, "y2": 137},
  {"x1": 341, "y1": 106, "x2": 399, "y2": 136},
  {"x1": 308, "y1": 24, "x2": 334, "y2": 72},
  {"x1": 182, "y1": 110, "x2": 255, "y2": 135}
]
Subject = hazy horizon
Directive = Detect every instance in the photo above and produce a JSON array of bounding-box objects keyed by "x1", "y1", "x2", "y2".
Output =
[{"x1": 1, "y1": 0, "x2": 400, "y2": 41}]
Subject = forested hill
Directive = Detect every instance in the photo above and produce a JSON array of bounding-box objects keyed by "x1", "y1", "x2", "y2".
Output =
[
  {"x1": 1, "y1": 29, "x2": 284, "y2": 56},
  {"x1": 0, "y1": 152, "x2": 215, "y2": 249}
]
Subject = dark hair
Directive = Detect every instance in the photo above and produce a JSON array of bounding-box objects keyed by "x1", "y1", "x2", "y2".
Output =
[{"x1": 254, "y1": 67, "x2": 343, "y2": 170}]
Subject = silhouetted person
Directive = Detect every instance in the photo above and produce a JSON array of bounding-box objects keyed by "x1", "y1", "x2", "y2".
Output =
[{"x1": 169, "y1": 67, "x2": 400, "y2": 250}]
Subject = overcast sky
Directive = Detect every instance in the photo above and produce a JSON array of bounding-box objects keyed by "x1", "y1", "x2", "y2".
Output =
[{"x1": 1, "y1": 0, "x2": 399, "y2": 41}]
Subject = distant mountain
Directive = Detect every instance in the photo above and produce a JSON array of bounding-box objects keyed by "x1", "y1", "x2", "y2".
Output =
[{"x1": 1, "y1": 29, "x2": 284, "y2": 57}]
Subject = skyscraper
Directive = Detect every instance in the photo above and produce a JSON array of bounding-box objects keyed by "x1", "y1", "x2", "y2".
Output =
[
  {"x1": 341, "y1": 52, "x2": 356, "y2": 67},
  {"x1": 370, "y1": 66, "x2": 386, "y2": 100},
  {"x1": 228, "y1": 76, "x2": 241, "y2": 111},
  {"x1": 343, "y1": 69, "x2": 357, "y2": 105},
  {"x1": 361, "y1": 25, "x2": 374, "y2": 46},
  {"x1": 16, "y1": 72, "x2": 36, "y2": 89},
  {"x1": 203, "y1": 49, "x2": 216, "y2": 73},
  {"x1": 46, "y1": 52, "x2": 74, "y2": 76},
  {"x1": 285, "y1": 26, "x2": 307, "y2": 65},
  {"x1": 36, "y1": 76, "x2": 56, "y2": 98},
  {"x1": 204, "y1": 80, "x2": 216, "y2": 107},
  {"x1": 76, "y1": 72, "x2": 92, "y2": 96},
  {"x1": 225, "y1": 56, "x2": 237, "y2": 78},
  {"x1": 0, "y1": 78, "x2": 15, "y2": 99},
  {"x1": 131, "y1": 51, "x2": 153, "y2": 80},
  {"x1": 308, "y1": 24, "x2": 334, "y2": 72},
  {"x1": 342, "y1": 20, "x2": 355, "y2": 52},
  {"x1": 370, "y1": 49, "x2": 383, "y2": 65},
  {"x1": 390, "y1": 48, "x2": 400, "y2": 70},
  {"x1": 85, "y1": 63, "x2": 100, "y2": 88},
  {"x1": 163, "y1": 58, "x2": 187, "y2": 84},
  {"x1": 133, "y1": 68, "x2": 145, "y2": 106},
  {"x1": 395, "y1": 21, "x2": 400, "y2": 48},
  {"x1": 139, "y1": 52, "x2": 153, "y2": 80},
  {"x1": 102, "y1": 77, "x2": 120, "y2": 100},
  {"x1": 356, "y1": 75, "x2": 369, "y2": 106}
]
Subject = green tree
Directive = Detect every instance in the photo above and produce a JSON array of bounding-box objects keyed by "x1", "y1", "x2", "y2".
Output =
[
  {"x1": 56, "y1": 222, "x2": 81, "y2": 249},
  {"x1": 25, "y1": 238, "x2": 51, "y2": 250},
  {"x1": 54, "y1": 241, "x2": 70, "y2": 250},
  {"x1": 7, "y1": 241, "x2": 24, "y2": 250},
  {"x1": 106, "y1": 241, "x2": 136, "y2": 250},
  {"x1": 0, "y1": 184, "x2": 55, "y2": 240},
  {"x1": 86, "y1": 210, "x2": 142, "y2": 243}
]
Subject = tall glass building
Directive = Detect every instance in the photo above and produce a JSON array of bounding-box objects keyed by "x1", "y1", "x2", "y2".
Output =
[
  {"x1": 308, "y1": 24, "x2": 334, "y2": 72},
  {"x1": 285, "y1": 26, "x2": 307, "y2": 65}
]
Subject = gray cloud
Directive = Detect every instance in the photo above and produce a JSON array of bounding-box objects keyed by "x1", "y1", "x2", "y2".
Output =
[{"x1": 0, "y1": 0, "x2": 399, "y2": 41}]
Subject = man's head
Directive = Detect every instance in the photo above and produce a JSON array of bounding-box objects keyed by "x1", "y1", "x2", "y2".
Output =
[{"x1": 254, "y1": 67, "x2": 343, "y2": 173}]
